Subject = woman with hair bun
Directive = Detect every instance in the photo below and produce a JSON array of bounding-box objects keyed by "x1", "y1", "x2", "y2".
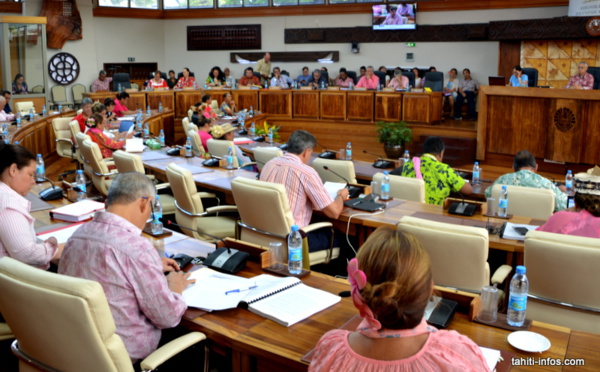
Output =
[
  {"x1": 0, "y1": 144, "x2": 62, "y2": 270},
  {"x1": 310, "y1": 227, "x2": 488, "y2": 371}
]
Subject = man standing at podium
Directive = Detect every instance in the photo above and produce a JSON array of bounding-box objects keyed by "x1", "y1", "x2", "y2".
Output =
[
  {"x1": 255, "y1": 52, "x2": 272, "y2": 83},
  {"x1": 566, "y1": 61, "x2": 594, "y2": 90}
]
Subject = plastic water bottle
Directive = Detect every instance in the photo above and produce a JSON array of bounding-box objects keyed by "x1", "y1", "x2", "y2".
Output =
[
  {"x1": 185, "y1": 137, "x2": 192, "y2": 157},
  {"x1": 35, "y1": 154, "x2": 45, "y2": 182},
  {"x1": 158, "y1": 102, "x2": 163, "y2": 113},
  {"x1": 226, "y1": 147, "x2": 234, "y2": 169},
  {"x1": 42, "y1": 105, "x2": 47, "y2": 117},
  {"x1": 380, "y1": 171, "x2": 390, "y2": 200},
  {"x1": 408, "y1": 84, "x2": 412, "y2": 92},
  {"x1": 136, "y1": 112, "x2": 143, "y2": 131},
  {"x1": 204, "y1": 83, "x2": 208, "y2": 89},
  {"x1": 293, "y1": 81, "x2": 298, "y2": 90},
  {"x1": 507, "y1": 265, "x2": 529, "y2": 327},
  {"x1": 75, "y1": 169, "x2": 86, "y2": 201},
  {"x1": 288, "y1": 225, "x2": 303, "y2": 275},
  {"x1": 565, "y1": 170, "x2": 573, "y2": 193},
  {"x1": 146, "y1": 105, "x2": 151, "y2": 116},
  {"x1": 268, "y1": 128, "x2": 273, "y2": 143},
  {"x1": 346, "y1": 142, "x2": 352, "y2": 160},
  {"x1": 16, "y1": 112, "x2": 21, "y2": 127},
  {"x1": 264, "y1": 80, "x2": 269, "y2": 89},
  {"x1": 498, "y1": 185, "x2": 508, "y2": 217},
  {"x1": 2, "y1": 129, "x2": 8, "y2": 144},
  {"x1": 58, "y1": 102, "x2": 63, "y2": 112},
  {"x1": 348, "y1": 80, "x2": 354, "y2": 90},
  {"x1": 249, "y1": 122, "x2": 255, "y2": 135},
  {"x1": 158, "y1": 129, "x2": 165, "y2": 146},
  {"x1": 118, "y1": 83, "x2": 122, "y2": 92},
  {"x1": 472, "y1": 161, "x2": 481, "y2": 185},
  {"x1": 143, "y1": 122, "x2": 150, "y2": 139},
  {"x1": 152, "y1": 195, "x2": 164, "y2": 234},
  {"x1": 249, "y1": 106, "x2": 254, "y2": 117},
  {"x1": 320, "y1": 81, "x2": 325, "y2": 89},
  {"x1": 29, "y1": 107, "x2": 35, "y2": 119}
]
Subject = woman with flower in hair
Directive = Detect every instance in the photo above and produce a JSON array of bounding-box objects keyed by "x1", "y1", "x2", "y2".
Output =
[
  {"x1": 310, "y1": 227, "x2": 489, "y2": 372},
  {"x1": 86, "y1": 113, "x2": 127, "y2": 159}
]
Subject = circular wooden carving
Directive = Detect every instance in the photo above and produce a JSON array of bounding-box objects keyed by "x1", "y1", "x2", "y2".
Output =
[
  {"x1": 587, "y1": 17, "x2": 600, "y2": 37},
  {"x1": 553, "y1": 108, "x2": 576, "y2": 132},
  {"x1": 48, "y1": 52, "x2": 79, "y2": 85}
]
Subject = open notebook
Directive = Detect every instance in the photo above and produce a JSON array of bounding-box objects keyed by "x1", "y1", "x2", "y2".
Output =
[{"x1": 183, "y1": 269, "x2": 340, "y2": 327}]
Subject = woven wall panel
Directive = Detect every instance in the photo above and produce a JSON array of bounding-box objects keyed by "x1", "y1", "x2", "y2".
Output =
[{"x1": 187, "y1": 24, "x2": 261, "y2": 51}]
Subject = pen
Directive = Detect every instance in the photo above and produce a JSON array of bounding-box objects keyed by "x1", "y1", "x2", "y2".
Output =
[{"x1": 225, "y1": 285, "x2": 258, "y2": 295}]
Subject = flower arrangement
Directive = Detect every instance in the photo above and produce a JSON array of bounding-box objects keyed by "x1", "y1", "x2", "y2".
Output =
[{"x1": 255, "y1": 122, "x2": 281, "y2": 140}]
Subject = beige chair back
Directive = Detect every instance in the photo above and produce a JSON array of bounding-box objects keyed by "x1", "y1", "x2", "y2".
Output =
[
  {"x1": 253, "y1": 147, "x2": 283, "y2": 170},
  {"x1": 373, "y1": 172, "x2": 425, "y2": 203},
  {"x1": 397, "y1": 216, "x2": 489, "y2": 293},
  {"x1": 166, "y1": 163, "x2": 206, "y2": 239},
  {"x1": 312, "y1": 158, "x2": 357, "y2": 184},
  {"x1": 52, "y1": 117, "x2": 76, "y2": 159},
  {"x1": 491, "y1": 184, "x2": 555, "y2": 219},
  {"x1": 15, "y1": 101, "x2": 34, "y2": 114},
  {"x1": 207, "y1": 139, "x2": 235, "y2": 157},
  {"x1": 75, "y1": 131, "x2": 93, "y2": 178},
  {"x1": 188, "y1": 109, "x2": 194, "y2": 121},
  {"x1": 524, "y1": 230, "x2": 600, "y2": 333},
  {"x1": 189, "y1": 123, "x2": 199, "y2": 133},
  {"x1": 0, "y1": 257, "x2": 133, "y2": 372},
  {"x1": 188, "y1": 130, "x2": 206, "y2": 157},
  {"x1": 0, "y1": 322, "x2": 12, "y2": 341},
  {"x1": 113, "y1": 150, "x2": 144, "y2": 173},
  {"x1": 71, "y1": 84, "x2": 86, "y2": 105},
  {"x1": 182, "y1": 117, "x2": 190, "y2": 134},
  {"x1": 210, "y1": 100, "x2": 221, "y2": 116},
  {"x1": 81, "y1": 139, "x2": 113, "y2": 195},
  {"x1": 51, "y1": 85, "x2": 68, "y2": 105},
  {"x1": 231, "y1": 177, "x2": 295, "y2": 248}
]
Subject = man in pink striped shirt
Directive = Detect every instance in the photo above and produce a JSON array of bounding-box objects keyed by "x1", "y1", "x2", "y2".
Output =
[
  {"x1": 59, "y1": 172, "x2": 194, "y2": 362},
  {"x1": 260, "y1": 130, "x2": 349, "y2": 251},
  {"x1": 356, "y1": 66, "x2": 380, "y2": 90}
]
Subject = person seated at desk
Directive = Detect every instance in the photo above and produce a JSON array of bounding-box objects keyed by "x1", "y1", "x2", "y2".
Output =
[
  {"x1": 211, "y1": 123, "x2": 252, "y2": 169},
  {"x1": 508, "y1": 65, "x2": 528, "y2": 87},
  {"x1": 484, "y1": 150, "x2": 567, "y2": 212},
  {"x1": 114, "y1": 92, "x2": 137, "y2": 117},
  {"x1": 453, "y1": 68, "x2": 479, "y2": 121},
  {"x1": 444, "y1": 68, "x2": 460, "y2": 117},
  {"x1": 104, "y1": 97, "x2": 120, "y2": 125},
  {"x1": 566, "y1": 61, "x2": 594, "y2": 90},
  {"x1": 359, "y1": 66, "x2": 366, "y2": 78},
  {"x1": 206, "y1": 66, "x2": 225, "y2": 87},
  {"x1": 175, "y1": 67, "x2": 196, "y2": 89},
  {"x1": 394, "y1": 136, "x2": 472, "y2": 205},
  {"x1": 194, "y1": 113, "x2": 213, "y2": 152},
  {"x1": 147, "y1": 70, "x2": 168, "y2": 89},
  {"x1": 334, "y1": 68, "x2": 353, "y2": 88},
  {"x1": 74, "y1": 97, "x2": 94, "y2": 133},
  {"x1": 356, "y1": 66, "x2": 380, "y2": 90},
  {"x1": 195, "y1": 94, "x2": 218, "y2": 119},
  {"x1": 86, "y1": 113, "x2": 128, "y2": 159},
  {"x1": 91, "y1": 70, "x2": 112, "y2": 92},
  {"x1": 220, "y1": 92, "x2": 237, "y2": 116},
  {"x1": 166, "y1": 70, "x2": 178, "y2": 90},
  {"x1": 270, "y1": 66, "x2": 293, "y2": 88},
  {"x1": 260, "y1": 130, "x2": 349, "y2": 252},
  {"x1": 2, "y1": 91, "x2": 13, "y2": 115},
  {"x1": 309, "y1": 227, "x2": 488, "y2": 372},
  {"x1": 297, "y1": 66, "x2": 311, "y2": 86},
  {"x1": 12, "y1": 74, "x2": 28, "y2": 95},
  {"x1": 537, "y1": 172, "x2": 600, "y2": 238},
  {"x1": 224, "y1": 67, "x2": 236, "y2": 87},
  {"x1": 239, "y1": 67, "x2": 261, "y2": 87},
  {"x1": 0, "y1": 144, "x2": 62, "y2": 270},
  {"x1": 307, "y1": 69, "x2": 328, "y2": 89},
  {"x1": 0, "y1": 97, "x2": 14, "y2": 122},
  {"x1": 59, "y1": 172, "x2": 193, "y2": 362},
  {"x1": 387, "y1": 69, "x2": 409, "y2": 90}
]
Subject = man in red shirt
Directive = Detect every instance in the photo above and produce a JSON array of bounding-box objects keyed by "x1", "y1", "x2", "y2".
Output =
[{"x1": 239, "y1": 67, "x2": 261, "y2": 87}]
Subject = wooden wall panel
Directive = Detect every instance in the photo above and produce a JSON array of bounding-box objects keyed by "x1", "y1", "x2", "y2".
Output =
[
  {"x1": 498, "y1": 41, "x2": 521, "y2": 78},
  {"x1": 546, "y1": 99, "x2": 583, "y2": 163},
  {"x1": 175, "y1": 91, "x2": 203, "y2": 118},
  {"x1": 233, "y1": 90, "x2": 259, "y2": 112},
  {"x1": 375, "y1": 93, "x2": 401, "y2": 122},
  {"x1": 292, "y1": 91, "x2": 319, "y2": 118},
  {"x1": 320, "y1": 91, "x2": 346, "y2": 120},
  {"x1": 147, "y1": 91, "x2": 174, "y2": 111},
  {"x1": 259, "y1": 91, "x2": 292, "y2": 118},
  {"x1": 347, "y1": 92, "x2": 373, "y2": 121},
  {"x1": 581, "y1": 102, "x2": 600, "y2": 165}
]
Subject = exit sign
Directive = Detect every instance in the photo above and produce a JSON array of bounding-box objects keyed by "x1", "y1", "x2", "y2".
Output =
[{"x1": 405, "y1": 42, "x2": 416, "y2": 47}]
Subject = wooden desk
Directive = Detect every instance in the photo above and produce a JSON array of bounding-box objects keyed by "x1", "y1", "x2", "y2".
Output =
[
  {"x1": 259, "y1": 90, "x2": 292, "y2": 119},
  {"x1": 402, "y1": 91, "x2": 443, "y2": 125}
]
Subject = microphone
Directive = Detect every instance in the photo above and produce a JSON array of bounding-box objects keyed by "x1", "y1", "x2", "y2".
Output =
[
  {"x1": 447, "y1": 192, "x2": 476, "y2": 216},
  {"x1": 323, "y1": 166, "x2": 362, "y2": 199},
  {"x1": 362, "y1": 150, "x2": 394, "y2": 169},
  {"x1": 317, "y1": 142, "x2": 336, "y2": 159},
  {"x1": 37, "y1": 177, "x2": 63, "y2": 201}
]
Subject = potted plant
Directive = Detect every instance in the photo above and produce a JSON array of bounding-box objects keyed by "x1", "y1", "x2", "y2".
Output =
[
  {"x1": 375, "y1": 121, "x2": 412, "y2": 159},
  {"x1": 255, "y1": 121, "x2": 281, "y2": 141}
]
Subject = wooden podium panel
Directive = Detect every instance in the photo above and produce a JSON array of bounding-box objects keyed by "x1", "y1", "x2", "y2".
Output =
[
  {"x1": 375, "y1": 92, "x2": 401, "y2": 122},
  {"x1": 147, "y1": 91, "x2": 174, "y2": 111},
  {"x1": 233, "y1": 90, "x2": 259, "y2": 112},
  {"x1": 402, "y1": 92, "x2": 442, "y2": 125},
  {"x1": 347, "y1": 91, "x2": 374, "y2": 121},
  {"x1": 259, "y1": 90, "x2": 292, "y2": 118},
  {"x1": 292, "y1": 90, "x2": 319, "y2": 118},
  {"x1": 320, "y1": 91, "x2": 346, "y2": 120},
  {"x1": 582, "y1": 101, "x2": 600, "y2": 164},
  {"x1": 546, "y1": 98, "x2": 583, "y2": 163},
  {"x1": 175, "y1": 90, "x2": 203, "y2": 118},
  {"x1": 125, "y1": 92, "x2": 146, "y2": 111}
]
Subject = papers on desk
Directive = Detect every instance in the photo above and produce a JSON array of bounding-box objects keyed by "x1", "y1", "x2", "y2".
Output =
[
  {"x1": 479, "y1": 347, "x2": 501, "y2": 372},
  {"x1": 36, "y1": 222, "x2": 86, "y2": 244},
  {"x1": 120, "y1": 115, "x2": 136, "y2": 121},
  {"x1": 233, "y1": 137, "x2": 254, "y2": 145},
  {"x1": 501, "y1": 222, "x2": 539, "y2": 241},
  {"x1": 324, "y1": 182, "x2": 346, "y2": 201},
  {"x1": 183, "y1": 269, "x2": 341, "y2": 327},
  {"x1": 126, "y1": 138, "x2": 144, "y2": 152},
  {"x1": 49, "y1": 200, "x2": 105, "y2": 222}
]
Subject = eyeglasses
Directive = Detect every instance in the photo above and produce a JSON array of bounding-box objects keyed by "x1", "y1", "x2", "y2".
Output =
[{"x1": 141, "y1": 196, "x2": 157, "y2": 222}]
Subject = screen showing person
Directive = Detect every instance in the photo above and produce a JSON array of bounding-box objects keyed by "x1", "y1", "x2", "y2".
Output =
[{"x1": 372, "y1": 3, "x2": 416, "y2": 30}]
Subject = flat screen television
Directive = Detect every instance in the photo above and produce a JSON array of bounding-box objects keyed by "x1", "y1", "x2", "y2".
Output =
[{"x1": 372, "y1": 3, "x2": 417, "y2": 30}]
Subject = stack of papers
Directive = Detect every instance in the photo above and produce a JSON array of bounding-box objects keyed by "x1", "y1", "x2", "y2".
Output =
[
  {"x1": 49, "y1": 200, "x2": 105, "y2": 222},
  {"x1": 323, "y1": 182, "x2": 346, "y2": 201},
  {"x1": 501, "y1": 222, "x2": 539, "y2": 241},
  {"x1": 37, "y1": 222, "x2": 86, "y2": 244}
]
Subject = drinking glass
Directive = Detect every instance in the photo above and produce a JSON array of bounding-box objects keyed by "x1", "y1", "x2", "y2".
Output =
[{"x1": 269, "y1": 242, "x2": 284, "y2": 270}]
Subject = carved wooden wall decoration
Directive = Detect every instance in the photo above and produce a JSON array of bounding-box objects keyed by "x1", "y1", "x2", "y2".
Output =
[
  {"x1": 229, "y1": 51, "x2": 339, "y2": 64},
  {"x1": 40, "y1": 0, "x2": 82, "y2": 49},
  {"x1": 488, "y1": 17, "x2": 589, "y2": 40},
  {"x1": 187, "y1": 25, "x2": 261, "y2": 51}
]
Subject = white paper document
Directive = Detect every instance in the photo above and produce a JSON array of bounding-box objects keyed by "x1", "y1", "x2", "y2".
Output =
[{"x1": 323, "y1": 182, "x2": 346, "y2": 201}]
